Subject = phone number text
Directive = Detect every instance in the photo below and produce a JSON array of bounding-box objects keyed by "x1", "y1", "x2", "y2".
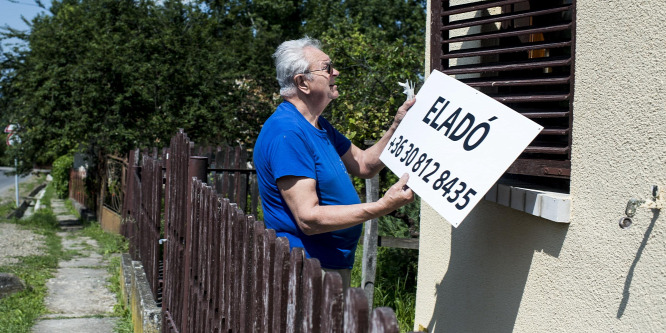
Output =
[{"x1": 387, "y1": 135, "x2": 477, "y2": 210}]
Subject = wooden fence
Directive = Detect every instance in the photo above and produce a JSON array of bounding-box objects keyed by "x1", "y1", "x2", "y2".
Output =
[
  {"x1": 122, "y1": 130, "x2": 406, "y2": 332},
  {"x1": 69, "y1": 168, "x2": 97, "y2": 212}
]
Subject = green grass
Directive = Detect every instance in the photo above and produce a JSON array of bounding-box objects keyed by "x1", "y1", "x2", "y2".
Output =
[
  {"x1": 80, "y1": 222, "x2": 128, "y2": 258},
  {"x1": 0, "y1": 199, "x2": 15, "y2": 217},
  {"x1": 351, "y1": 244, "x2": 418, "y2": 333},
  {"x1": 0, "y1": 210, "x2": 65, "y2": 333},
  {"x1": 106, "y1": 256, "x2": 133, "y2": 333},
  {"x1": 0, "y1": 178, "x2": 132, "y2": 333},
  {"x1": 350, "y1": 198, "x2": 420, "y2": 333},
  {"x1": 40, "y1": 182, "x2": 55, "y2": 209},
  {"x1": 18, "y1": 173, "x2": 47, "y2": 194}
]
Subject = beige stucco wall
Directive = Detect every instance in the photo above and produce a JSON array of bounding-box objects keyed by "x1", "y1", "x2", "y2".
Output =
[{"x1": 415, "y1": 1, "x2": 666, "y2": 332}]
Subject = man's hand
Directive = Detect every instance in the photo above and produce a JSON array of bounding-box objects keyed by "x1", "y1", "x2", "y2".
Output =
[
  {"x1": 392, "y1": 98, "x2": 417, "y2": 128},
  {"x1": 378, "y1": 173, "x2": 415, "y2": 211}
]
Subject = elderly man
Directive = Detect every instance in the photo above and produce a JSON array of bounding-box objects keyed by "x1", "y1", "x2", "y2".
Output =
[{"x1": 253, "y1": 36, "x2": 415, "y2": 287}]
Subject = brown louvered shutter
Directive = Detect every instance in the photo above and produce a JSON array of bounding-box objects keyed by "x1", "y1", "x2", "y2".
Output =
[{"x1": 431, "y1": 0, "x2": 575, "y2": 190}]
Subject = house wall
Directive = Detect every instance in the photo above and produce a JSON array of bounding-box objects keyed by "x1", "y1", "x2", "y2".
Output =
[{"x1": 414, "y1": 1, "x2": 666, "y2": 332}]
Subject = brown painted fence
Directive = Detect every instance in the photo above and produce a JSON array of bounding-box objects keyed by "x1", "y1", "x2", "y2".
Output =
[
  {"x1": 122, "y1": 147, "x2": 164, "y2": 299},
  {"x1": 122, "y1": 130, "x2": 403, "y2": 333},
  {"x1": 69, "y1": 168, "x2": 97, "y2": 212}
]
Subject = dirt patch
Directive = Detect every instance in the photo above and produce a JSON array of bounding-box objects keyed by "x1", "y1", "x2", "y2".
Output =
[{"x1": 0, "y1": 223, "x2": 46, "y2": 266}]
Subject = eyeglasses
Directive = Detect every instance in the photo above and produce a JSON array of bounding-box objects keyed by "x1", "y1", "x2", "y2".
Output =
[{"x1": 305, "y1": 62, "x2": 334, "y2": 75}]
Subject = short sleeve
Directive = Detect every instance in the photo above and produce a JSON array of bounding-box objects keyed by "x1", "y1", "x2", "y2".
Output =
[
  {"x1": 319, "y1": 117, "x2": 351, "y2": 156},
  {"x1": 271, "y1": 130, "x2": 317, "y2": 181}
]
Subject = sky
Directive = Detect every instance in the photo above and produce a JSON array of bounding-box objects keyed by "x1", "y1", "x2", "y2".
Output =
[{"x1": 0, "y1": 0, "x2": 52, "y2": 50}]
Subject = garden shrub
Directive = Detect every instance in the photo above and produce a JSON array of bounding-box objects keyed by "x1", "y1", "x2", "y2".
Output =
[{"x1": 52, "y1": 155, "x2": 73, "y2": 199}]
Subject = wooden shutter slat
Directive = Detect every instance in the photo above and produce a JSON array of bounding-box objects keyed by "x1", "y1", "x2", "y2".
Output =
[
  {"x1": 523, "y1": 146, "x2": 569, "y2": 154},
  {"x1": 461, "y1": 75, "x2": 570, "y2": 87},
  {"x1": 520, "y1": 111, "x2": 570, "y2": 119},
  {"x1": 443, "y1": 56, "x2": 571, "y2": 75},
  {"x1": 442, "y1": 40, "x2": 571, "y2": 59},
  {"x1": 442, "y1": 22, "x2": 572, "y2": 44},
  {"x1": 442, "y1": 0, "x2": 527, "y2": 16},
  {"x1": 539, "y1": 128, "x2": 570, "y2": 136},
  {"x1": 506, "y1": 159, "x2": 571, "y2": 178},
  {"x1": 443, "y1": 5, "x2": 572, "y2": 31},
  {"x1": 491, "y1": 93, "x2": 571, "y2": 103}
]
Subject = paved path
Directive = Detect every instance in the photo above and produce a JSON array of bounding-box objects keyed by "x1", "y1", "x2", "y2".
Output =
[{"x1": 31, "y1": 197, "x2": 119, "y2": 333}]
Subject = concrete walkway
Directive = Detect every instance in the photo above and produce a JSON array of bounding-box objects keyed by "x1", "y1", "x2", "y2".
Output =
[{"x1": 31, "y1": 197, "x2": 119, "y2": 333}]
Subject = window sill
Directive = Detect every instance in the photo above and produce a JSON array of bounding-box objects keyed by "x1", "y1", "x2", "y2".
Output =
[{"x1": 484, "y1": 183, "x2": 571, "y2": 223}]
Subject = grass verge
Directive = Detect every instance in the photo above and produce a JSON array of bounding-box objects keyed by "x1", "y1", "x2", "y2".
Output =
[
  {"x1": 0, "y1": 210, "x2": 65, "y2": 333},
  {"x1": 0, "y1": 177, "x2": 132, "y2": 333},
  {"x1": 107, "y1": 256, "x2": 133, "y2": 333},
  {"x1": 79, "y1": 220, "x2": 131, "y2": 332}
]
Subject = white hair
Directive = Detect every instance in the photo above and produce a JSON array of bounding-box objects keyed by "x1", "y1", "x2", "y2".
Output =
[{"x1": 273, "y1": 36, "x2": 321, "y2": 97}]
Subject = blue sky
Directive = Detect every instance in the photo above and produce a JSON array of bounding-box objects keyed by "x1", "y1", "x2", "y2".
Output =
[{"x1": 1, "y1": 0, "x2": 52, "y2": 50}]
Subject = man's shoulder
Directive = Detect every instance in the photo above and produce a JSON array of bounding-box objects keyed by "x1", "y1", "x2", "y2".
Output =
[
  {"x1": 265, "y1": 103, "x2": 300, "y2": 126},
  {"x1": 260, "y1": 108, "x2": 308, "y2": 141}
]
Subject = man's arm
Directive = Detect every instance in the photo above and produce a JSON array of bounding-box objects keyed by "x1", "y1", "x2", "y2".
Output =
[
  {"x1": 277, "y1": 173, "x2": 414, "y2": 235},
  {"x1": 341, "y1": 98, "x2": 416, "y2": 179}
]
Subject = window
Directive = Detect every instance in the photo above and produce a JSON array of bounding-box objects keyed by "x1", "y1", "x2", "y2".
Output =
[{"x1": 430, "y1": 0, "x2": 575, "y2": 193}]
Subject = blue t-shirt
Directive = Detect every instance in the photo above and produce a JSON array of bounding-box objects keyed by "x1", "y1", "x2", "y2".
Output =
[{"x1": 254, "y1": 101, "x2": 362, "y2": 269}]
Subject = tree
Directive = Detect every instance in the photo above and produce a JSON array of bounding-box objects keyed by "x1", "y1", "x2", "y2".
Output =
[{"x1": 1, "y1": 0, "x2": 426, "y2": 168}]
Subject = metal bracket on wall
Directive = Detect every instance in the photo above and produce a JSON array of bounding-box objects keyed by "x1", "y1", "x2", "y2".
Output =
[{"x1": 619, "y1": 185, "x2": 664, "y2": 229}]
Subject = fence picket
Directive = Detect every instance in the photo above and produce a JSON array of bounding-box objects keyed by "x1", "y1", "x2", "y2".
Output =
[
  {"x1": 262, "y1": 229, "x2": 277, "y2": 332},
  {"x1": 215, "y1": 197, "x2": 228, "y2": 333},
  {"x1": 190, "y1": 179, "x2": 203, "y2": 333},
  {"x1": 287, "y1": 247, "x2": 304, "y2": 333},
  {"x1": 228, "y1": 203, "x2": 240, "y2": 332},
  {"x1": 238, "y1": 209, "x2": 253, "y2": 333},
  {"x1": 344, "y1": 288, "x2": 370, "y2": 333},
  {"x1": 369, "y1": 308, "x2": 400, "y2": 333},
  {"x1": 223, "y1": 199, "x2": 234, "y2": 332},
  {"x1": 301, "y1": 258, "x2": 323, "y2": 333},
  {"x1": 321, "y1": 272, "x2": 344, "y2": 333},
  {"x1": 272, "y1": 237, "x2": 291, "y2": 332},
  {"x1": 251, "y1": 219, "x2": 265, "y2": 333}
]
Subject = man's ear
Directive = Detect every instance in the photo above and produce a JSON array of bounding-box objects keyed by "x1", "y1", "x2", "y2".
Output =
[{"x1": 295, "y1": 74, "x2": 310, "y2": 94}]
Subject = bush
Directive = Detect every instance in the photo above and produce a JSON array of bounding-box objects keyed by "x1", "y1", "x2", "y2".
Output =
[{"x1": 52, "y1": 155, "x2": 73, "y2": 199}]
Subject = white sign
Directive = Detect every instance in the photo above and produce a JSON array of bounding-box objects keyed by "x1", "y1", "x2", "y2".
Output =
[
  {"x1": 380, "y1": 70, "x2": 543, "y2": 227},
  {"x1": 4, "y1": 124, "x2": 17, "y2": 133},
  {"x1": 4, "y1": 124, "x2": 20, "y2": 146}
]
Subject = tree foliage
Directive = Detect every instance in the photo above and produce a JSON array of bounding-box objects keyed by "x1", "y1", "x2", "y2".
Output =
[{"x1": 1, "y1": 0, "x2": 425, "y2": 169}]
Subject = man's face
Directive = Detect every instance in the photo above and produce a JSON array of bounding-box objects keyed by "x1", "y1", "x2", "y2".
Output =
[{"x1": 303, "y1": 47, "x2": 339, "y2": 102}]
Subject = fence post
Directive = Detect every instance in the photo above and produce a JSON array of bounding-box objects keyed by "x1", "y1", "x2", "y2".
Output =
[
  {"x1": 361, "y1": 173, "x2": 380, "y2": 312},
  {"x1": 188, "y1": 156, "x2": 208, "y2": 188}
]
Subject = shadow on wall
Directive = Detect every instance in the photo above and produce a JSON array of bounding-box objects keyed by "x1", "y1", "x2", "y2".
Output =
[
  {"x1": 427, "y1": 202, "x2": 569, "y2": 333},
  {"x1": 617, "y1": 209, "x2": 660, "y2": 318}
]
